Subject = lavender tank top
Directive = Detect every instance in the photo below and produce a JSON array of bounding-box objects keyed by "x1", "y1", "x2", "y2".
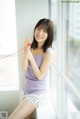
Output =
[{"x1": 23, "y1": 53, "x2": 48, "y2": 94}]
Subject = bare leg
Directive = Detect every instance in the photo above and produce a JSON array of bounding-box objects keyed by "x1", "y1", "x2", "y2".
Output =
[
  {"x1": 8, "y1": 99, "x2": 37, "y2": 119},
  {"x1": 26, "y1": 113, "x2": 33, "y2": 119}
]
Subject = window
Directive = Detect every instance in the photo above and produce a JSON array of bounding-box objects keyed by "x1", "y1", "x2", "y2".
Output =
[
  {"x1": 50, "y1": 0, "x2": 80, "y2": 118},
  {"x1": 67, "y1": 3, "x2": 80, "y2": 90},
  {"x1": 67, "y1": 2, "x2": 80, "y2": 116},
  {"x1": 0, "y1": 0, "x2": 19, "y2": 90},
  {"x1": 49, "y1": 0, "x2": 57, "y2": 111},
  {"x1": 61, "y1": 1, "x2": 80, "y2": 118}
]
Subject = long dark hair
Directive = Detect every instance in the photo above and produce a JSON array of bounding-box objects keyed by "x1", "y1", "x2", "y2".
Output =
[{"x1": 31, "y1": 18, "x2": 54, "y2": 52}]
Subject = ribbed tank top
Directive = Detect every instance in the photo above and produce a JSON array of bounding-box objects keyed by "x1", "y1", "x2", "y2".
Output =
[{"x1": 23, "y1": 53, "x2": 48, "y2": 94}]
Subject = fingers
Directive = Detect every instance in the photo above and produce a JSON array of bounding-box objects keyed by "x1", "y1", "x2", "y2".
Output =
[
  {"x1": 23, "y1": 38, "x2": 32, "y2": 59},
  {"x1": 23, "y1": 47, "x2": 30, "y2": 58},
  {"x1": 23, "y1": 49, "x2": 28, "y2": 59},
  {"x1": 24, "y1": 47, "x2": 28, "y2": 55},
  {"x1": 24, "y1": 38, "x2": 32, "y2": 48}
]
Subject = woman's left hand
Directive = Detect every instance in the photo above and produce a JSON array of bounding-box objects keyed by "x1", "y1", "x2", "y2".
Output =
[{"x1": 23, "y1": 38, "x2": 33, "y2": 60}]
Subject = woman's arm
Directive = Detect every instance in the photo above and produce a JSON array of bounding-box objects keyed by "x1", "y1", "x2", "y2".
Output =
[
  {"x1": 22, "y1": 55, "x2": 28, "y2": 73},
  {"x1": 22, "y1": 39, "x2": 31, "y2": 72},
  {"x1": 28, "y1": 49, "x2": 54, "y2": 80}
]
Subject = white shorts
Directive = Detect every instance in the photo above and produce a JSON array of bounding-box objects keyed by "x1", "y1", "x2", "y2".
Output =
[{"x1": 19, "y1": 91, "x2": 52, "y2": 107}]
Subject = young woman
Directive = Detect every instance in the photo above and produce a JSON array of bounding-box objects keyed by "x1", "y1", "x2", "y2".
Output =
[{"x1": 8, "y1": 18, "x2": 54, "y2": 119}]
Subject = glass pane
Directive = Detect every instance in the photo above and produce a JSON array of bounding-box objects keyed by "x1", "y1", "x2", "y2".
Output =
[
  {"x1": 0, "y1": 57, "x2": 19, "y2": 89},
  {"x1": 67, "y1": 85, "x2": 80, "y2": 119},
  {"x1": 0, "y1": 0, "x2": 17, "y2": 55},
  {"x1": 67, "y1": 3, "x2": 80, "y2": 91},
  {"x1": 66, "y1": 2, "x2": 80, "y2": 119},
  {"x1": 0, "y1": 0, "x2": 19, "y2": 90}
]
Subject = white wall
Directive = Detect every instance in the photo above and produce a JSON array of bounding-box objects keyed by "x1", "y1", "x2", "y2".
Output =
[
  {"x1": 0, "y1": 91, "x2": 20, "y2": 115},
  {"x1": 0, "y1": 0, "x2": 49, "y2": 116}
]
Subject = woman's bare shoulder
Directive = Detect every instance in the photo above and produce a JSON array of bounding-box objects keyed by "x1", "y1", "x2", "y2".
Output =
[{"x1": 46, "y1": 47, "x2": 54, "y2": 54}]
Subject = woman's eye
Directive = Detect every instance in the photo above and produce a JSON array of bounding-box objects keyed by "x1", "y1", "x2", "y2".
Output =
[
  {"x1": 43, "y1": 30, "x2": 47, "y2": 33},
  {"x1": 36, "y1": 28, "x2": 47, "y2": 33}
]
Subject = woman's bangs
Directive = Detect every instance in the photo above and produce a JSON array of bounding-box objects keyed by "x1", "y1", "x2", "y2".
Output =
[{"x1": 38, "y1": 24, "x2": 48, "y2": 31}]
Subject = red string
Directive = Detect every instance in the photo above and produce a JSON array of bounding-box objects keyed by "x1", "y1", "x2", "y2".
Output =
[
  {"x1": 0, "y1": 43, "x2": 32, "y2": 61},
  {"x1": 0, "y1": 48, "x2": 23, "y2": 60}
]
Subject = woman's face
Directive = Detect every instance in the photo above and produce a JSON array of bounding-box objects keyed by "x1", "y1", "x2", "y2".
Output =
[{"x1": 34, "y1": 26, "x2": 48, "y2": 43}]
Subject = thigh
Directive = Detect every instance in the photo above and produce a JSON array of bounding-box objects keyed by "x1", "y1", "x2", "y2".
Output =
[
  {"x1": 25, "y1": 113, "x2": 33, "y2": 119},
  {"x1": 8, "y1": 99, "x2": 37, "y2": 119}
]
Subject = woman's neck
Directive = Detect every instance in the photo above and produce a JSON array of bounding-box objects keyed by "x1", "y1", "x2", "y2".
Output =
[
  {"x1": 38, "y1": 42, "x2": 44, "y2": 49},
  {"x1": 31, "y1": 48, "x2": 43, "y2": 56}
]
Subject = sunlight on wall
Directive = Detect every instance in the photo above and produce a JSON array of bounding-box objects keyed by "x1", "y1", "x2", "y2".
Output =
[{"x1": 0, "y1": 0, "x2": 19, "y2": 90}]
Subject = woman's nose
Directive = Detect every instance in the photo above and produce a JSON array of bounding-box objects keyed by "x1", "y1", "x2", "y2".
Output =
[{"x1": 38, "y1": 30, "x2": 43, "y2": 35}]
